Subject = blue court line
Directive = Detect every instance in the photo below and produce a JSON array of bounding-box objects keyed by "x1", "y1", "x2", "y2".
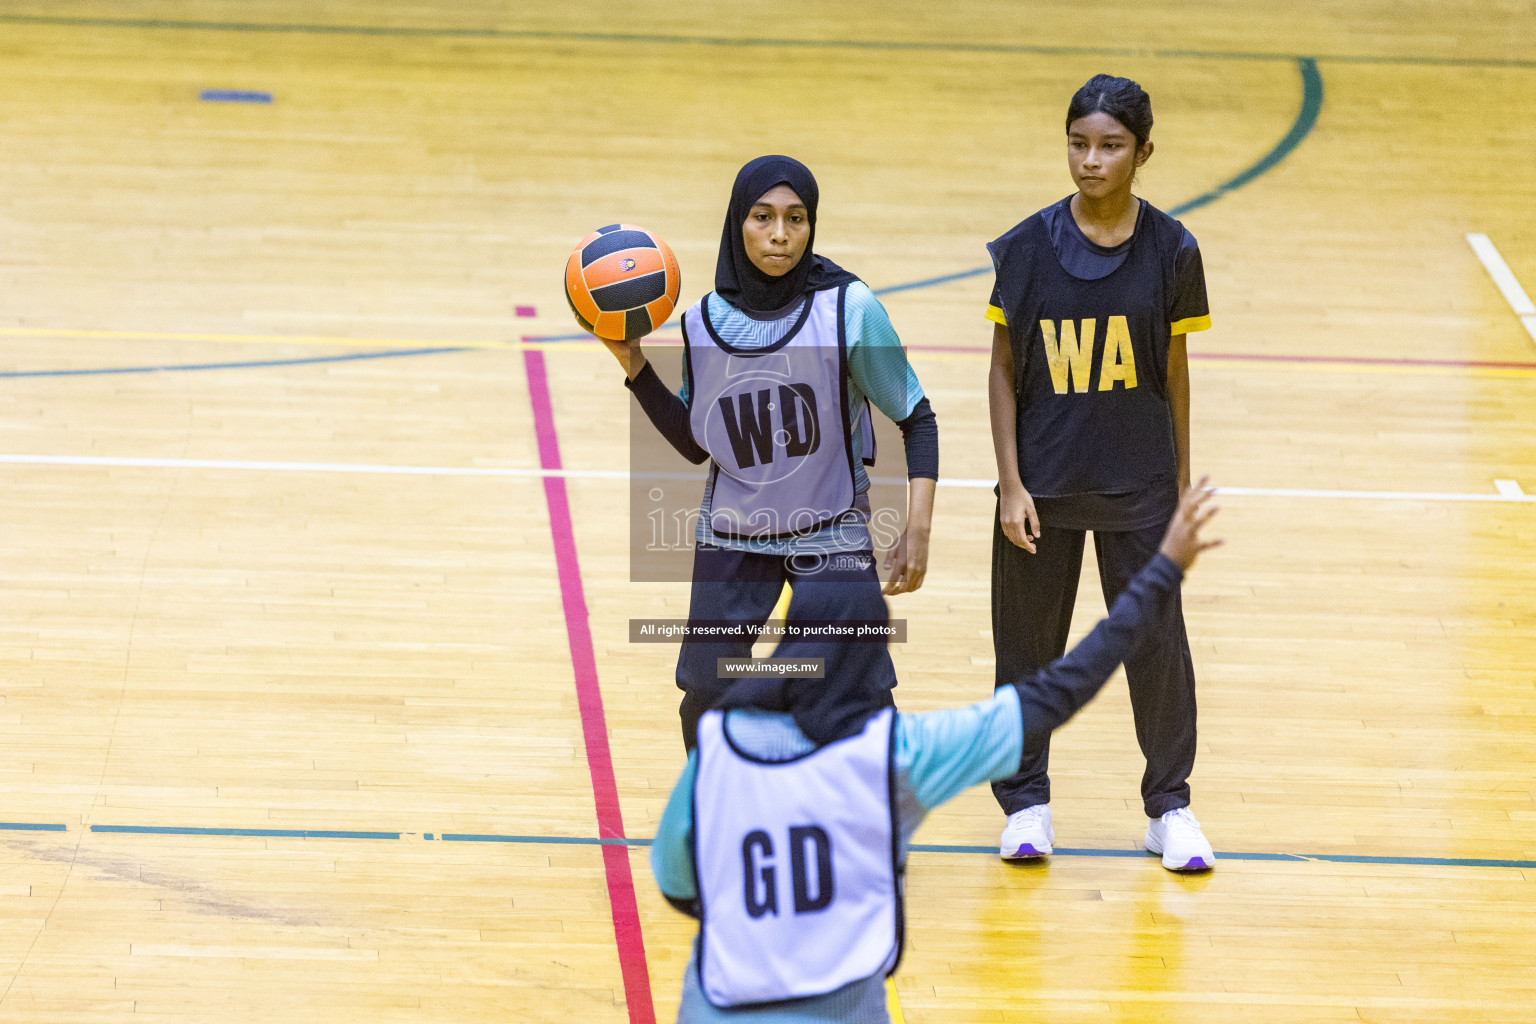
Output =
[
  {"x1": 90, "y1": 824, "x2": 400, "y2": 840},
  {"x1": 0, "y1": 346, "x2": 465, "y2": 379},
  {"x1": 868, "y1": 265, "x2": 994, "y2": 298},
  {"x1": 0, "y1": 15, "x2": 1531, "y2": 70},
  {"x1": 20, "y1": 825, "x2": 1531, "y2": 869},
  {"x1": 914, "y1": 844, "x2": 1536, "y2": 869},
  {"x1": 445, "y1": 836, "x2": 1536, "y2": 870},
  {"x1": 441, "y1": 833, "x2": 645, "y2": 845},
  {"x1": 200, "y1": 89, "x2": 273, "y2": 103},
  {"x1": 1, "y1": 822, "x2": 69, "y2": 832}
]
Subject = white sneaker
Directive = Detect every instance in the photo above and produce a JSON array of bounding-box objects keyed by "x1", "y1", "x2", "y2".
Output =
[
  {"x1": 1145, "y1": 807, "x2": 1215, "y2": 871},
  {"x1": 999, "y1": 804, "x2": 1053, "y2": 859}
]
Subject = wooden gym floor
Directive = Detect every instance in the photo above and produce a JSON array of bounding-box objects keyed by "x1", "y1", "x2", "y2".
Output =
[{"x1": 1, "y1": 2, "x2": 1533, "y2": 1021}]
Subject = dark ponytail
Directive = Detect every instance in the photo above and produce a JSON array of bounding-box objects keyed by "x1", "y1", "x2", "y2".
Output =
[{"x1": 1066, "y1": 74, "x2": 1153, "y2": 148}]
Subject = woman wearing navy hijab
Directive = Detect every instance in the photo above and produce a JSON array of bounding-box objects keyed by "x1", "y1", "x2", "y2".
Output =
[{"x1": 596, "y1": 155, "x2": 940, "y2": 750}]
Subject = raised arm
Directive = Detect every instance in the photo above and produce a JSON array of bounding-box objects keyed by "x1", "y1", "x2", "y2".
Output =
[
  {"x1": 625, "y1": 360, "x2": 709, "y2": 464},
  {"x1": 593, "y1": 334, "x2": 709, "y2": 464}
]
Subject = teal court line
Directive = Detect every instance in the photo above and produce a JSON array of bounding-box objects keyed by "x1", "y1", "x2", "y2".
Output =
[
  {"x1": 0, "y1": 57, "x2": 1321, "y2": 374},
  {"x1": 871, "y1": 56, "x2": 1322, "y2": 298},
  {"x1": 435, "y1": 834, "x2": 1536, "y2": 871},
  {"x1": 0, "y1": 14, "x2": 1531, "y2": 69},
  {"x1": 5, "y1": 823, "x2": 1528, "y2": 870},
  {"x1": 90, "y1": 824, "x2": 400, "y2": 840}
]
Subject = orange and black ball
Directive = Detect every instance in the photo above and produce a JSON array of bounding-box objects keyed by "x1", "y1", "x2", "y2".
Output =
[{"x1": 564, "y1": 224, "x2": 681, "y2": 341}]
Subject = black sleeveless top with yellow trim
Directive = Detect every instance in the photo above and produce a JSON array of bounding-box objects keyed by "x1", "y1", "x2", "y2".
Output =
[{"x1": 986, "y1": 196, "x2": 1210, "y2": 532}]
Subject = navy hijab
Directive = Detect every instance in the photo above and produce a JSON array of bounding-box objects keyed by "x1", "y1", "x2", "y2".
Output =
[
  {"x1": 714, "y1": 155, "x2": 859, "y2": 312},
  {"x1": 713, "y1": 583, "x2": 896, "y2": 746}
]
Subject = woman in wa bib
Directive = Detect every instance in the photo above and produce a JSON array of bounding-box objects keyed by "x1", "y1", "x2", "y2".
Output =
[{"x1": 986, "y1": 75, "x2": 1217, "y2": 871}]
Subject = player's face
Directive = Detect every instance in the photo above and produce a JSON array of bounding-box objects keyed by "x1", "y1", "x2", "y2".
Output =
[
  {"x1": 1067, "y1": 113, "x2": 1152, "y2": 199},
  {"x1": 742, "y1": 185, "x2": 811, "y2": 277}
]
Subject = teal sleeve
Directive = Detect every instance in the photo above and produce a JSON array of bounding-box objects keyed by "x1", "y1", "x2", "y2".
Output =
[
  {"x1": 893, "y1": 687, "x2": 1025, "y2": 811},
  {"x1": 844, "y1": 282, "x2": 923, "y2": 422},
  {"x1": 678, "y1": 352, "x2": 691, "y2": 405},
  {"x1": 649, "y1": 751, "x2": 699, "y2": 900}
]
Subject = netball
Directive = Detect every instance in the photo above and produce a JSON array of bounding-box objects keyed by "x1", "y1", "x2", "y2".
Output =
[{"x1": 564, "y1": 223, "x2": 681, "y2": 341}]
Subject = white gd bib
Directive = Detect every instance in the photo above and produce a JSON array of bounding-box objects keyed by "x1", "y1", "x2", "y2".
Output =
[{"x1": 692, "y1": 707, "x2": 902, "y2": 1007}]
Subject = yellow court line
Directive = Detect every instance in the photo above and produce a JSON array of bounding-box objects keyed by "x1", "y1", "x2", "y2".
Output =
[
  {"x1": 0, "y1": 324, "x2": 627, "y2": 356},
  {"x1": 1190, "y1": 359, "x2": 1536, "y2": 379},
  {"x1": 886, "y1": 977, "x2": 907, "y2": 1023},
  {"x1": 902, "y1": 348, "x2": 1536, "y2": 378},
  {"x1": 6, "y1": 326, "x2": 1535, "y2": 378},
  {"x1": 0, "y1": 326, "x2": 515, "y2": 350}
]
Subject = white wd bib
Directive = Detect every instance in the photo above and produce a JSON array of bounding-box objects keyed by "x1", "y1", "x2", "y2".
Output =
[
  {"x1": 692, "y1": 708, "x2": 902, "y2": 1007},
  {"x1": 683, "y1": 288, "x2": 858, "y2": 541}
]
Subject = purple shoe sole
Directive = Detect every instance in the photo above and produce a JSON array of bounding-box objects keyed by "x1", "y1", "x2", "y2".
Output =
[
  {"x1": 1169, "y1": 857, "x2": 1212, "y2": 871},
  {"x1": 1003, "y1": 844, "x2": 1049, "y2": 859}
]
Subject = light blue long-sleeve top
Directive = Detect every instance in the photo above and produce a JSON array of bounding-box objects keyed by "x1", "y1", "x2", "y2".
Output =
[
  {"x1": 653, "y1": 689, "x2": 1025, "y2": 1024},
  {"x1": 648, "y1": 551, "x2": 1184, "y2": 1023}
]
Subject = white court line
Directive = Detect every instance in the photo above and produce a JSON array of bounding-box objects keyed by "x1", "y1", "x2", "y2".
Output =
[
  {"x1": 0, "y1": 453, "x2": 627, "y2": 480},
  {"x1": 130, "y1": 944, "x2": 377, "y2": 961},
  {"x1": 1466, "y1": 233, "x2": 1536, "y2": 343},
  {"x1": 4, "y1": 454, "x2": 1535, "y2": 503},
  {"x1": 1495, "y1": 478, "x2": 1526, "y2": 497},
  {"x1": 938, "y1": 476, "x2": 1534, "y2": 502},
  {"x1": 1206, "y1": 484, "x2": 1532, "y2": 503}
]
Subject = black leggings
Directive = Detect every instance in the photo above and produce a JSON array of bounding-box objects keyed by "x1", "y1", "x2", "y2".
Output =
[
  {"x1": 990, "y1": 508, "x2": 1196, "y2": 818},
  {"x1": 675, "y1": 546, "x2": 894, "y2": 750}
]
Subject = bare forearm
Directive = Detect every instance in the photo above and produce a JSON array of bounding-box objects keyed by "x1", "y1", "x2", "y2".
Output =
[
  {"x1": 907, "y1": 476, "x2": 935, "y2": 534},
  {"x1": 1169, "y1": 334, "x2": 1190, "y2": 490},
  {"x1": 989, "y1": 324, "x2": 1023, "y2": 489},
  {"x1": 883, "y1": 471, "x2": 935, "y2": 595}
]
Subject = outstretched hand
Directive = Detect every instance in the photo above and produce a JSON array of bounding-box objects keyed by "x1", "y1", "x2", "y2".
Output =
[{"x1": 1158, "y1": 476, "x2": 1223, "y2": 572}]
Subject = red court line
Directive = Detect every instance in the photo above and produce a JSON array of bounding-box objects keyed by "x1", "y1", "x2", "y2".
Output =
[
  {"x1": 523, "y1": 349, "x2": 656, "y2": 1024},
  {"x1": 523, "y1": 333, "x2": 1536, "y2": 371},
  {"x1": 897, "y1": 344, "x2": 1536, "y2": 369},
  {"x1": 1185, "y1": 351, "x2": 1536, "y2": 369}
]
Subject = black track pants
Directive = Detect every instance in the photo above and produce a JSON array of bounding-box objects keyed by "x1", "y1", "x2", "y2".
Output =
[
  {"x1": 989, "y1": 507, "x2": 1197, "y2": 819},
  {"x1": 675, "y1": 546, "x2": 893, "y2": 750}
]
